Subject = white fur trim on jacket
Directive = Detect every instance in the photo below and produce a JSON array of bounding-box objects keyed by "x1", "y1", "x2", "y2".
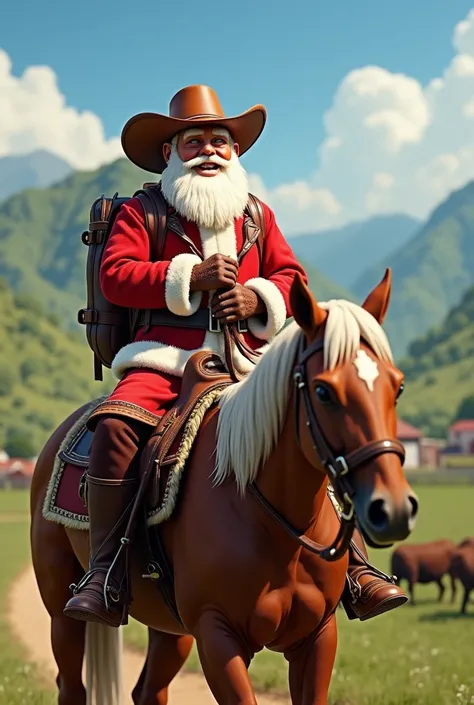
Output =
[
  {"x1": 111, "y1": 333, "x2": 270, "y2": 380},
  {"x1": 243, "y1": 277, "x2": 288, "y2": 340},
  {"x1": 199, "y1": 223, "x2": 237, "y2": 260},
  {"x1": 165, "y1": 253, "x2": 203, "y2": 316}
]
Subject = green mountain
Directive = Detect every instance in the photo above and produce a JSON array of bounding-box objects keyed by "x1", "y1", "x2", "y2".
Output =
[
  {"x1": 288, "y1": 214, "x2": 420, "y2": 291},
  {"x1": 0, "y1": 158, "x2": 157, "y2": 328},
  {"x1": 352, "y1": 180, "x2": 474, "y2": 358},
  {"x1": 397, "y1": 284, "x2": 474, "y2": 438},
  {"x1": 0, "y1": 278, "x2": 112, "y2": 457},
  {"x1": 0, "y1": 150, "x2": 73, "y2": 204},
  {"x1": 0, "y1": 157, "x2": 352, "y2": 330}
]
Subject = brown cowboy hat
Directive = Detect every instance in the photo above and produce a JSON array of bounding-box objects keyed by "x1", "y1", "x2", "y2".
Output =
[{"x1": 121, "y1": 84, "x2": 267, "y2": 174}]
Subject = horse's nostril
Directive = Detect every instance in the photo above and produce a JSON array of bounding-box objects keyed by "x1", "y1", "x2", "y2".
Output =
[
  {"x1": 367, "y1": 498, "x2": 390, "y2": 529},
  {"x1": 408, "y1": 495, "x2": 419, "y2": 519}
]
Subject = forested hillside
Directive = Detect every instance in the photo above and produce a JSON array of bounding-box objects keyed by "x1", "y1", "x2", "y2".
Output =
[
  {"x1": 353, "y1": 180, "x2": 474, "y2": 357},
  {"x1": 0, "y1": 278, "x2": 111, "y2": 457},
  {"x1": 398, "y1": 284, "x2": 474, "y2": 437}
]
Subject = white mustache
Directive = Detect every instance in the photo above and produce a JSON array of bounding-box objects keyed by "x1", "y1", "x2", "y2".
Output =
[{"x1": 183, "y1": 153, "x2": 230, "y2": 170}]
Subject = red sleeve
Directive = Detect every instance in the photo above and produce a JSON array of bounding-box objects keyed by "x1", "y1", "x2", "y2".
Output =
[
  {"x1": 260, "y1": 203, "x2": 309, "y2": 316},
  {"x1": 100, "y1": 197, "x2": 171, "y2": 309}
]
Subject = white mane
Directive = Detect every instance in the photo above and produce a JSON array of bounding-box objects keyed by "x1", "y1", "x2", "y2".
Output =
[{"x1": 213, "y1": 298, "x2": 393, "y2": 495}]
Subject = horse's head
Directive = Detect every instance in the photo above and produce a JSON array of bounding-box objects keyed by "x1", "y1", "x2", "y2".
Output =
[{"x1": 289, "y1": 269, "x2": 418, "y2": 548}]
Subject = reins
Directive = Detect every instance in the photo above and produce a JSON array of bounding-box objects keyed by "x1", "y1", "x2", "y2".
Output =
[{"x1": 248, "y1": 333, "x2": 405, "y2": 562}]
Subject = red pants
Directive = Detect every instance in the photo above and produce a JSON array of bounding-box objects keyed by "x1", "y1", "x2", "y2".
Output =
[{"x1": 88, "y1": 368, "x2": 182, "y2": 429}]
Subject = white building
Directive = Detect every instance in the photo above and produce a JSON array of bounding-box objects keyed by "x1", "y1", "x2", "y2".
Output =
[{"x1": 397, "y1": 419, "x2": 423, "y2": 469}]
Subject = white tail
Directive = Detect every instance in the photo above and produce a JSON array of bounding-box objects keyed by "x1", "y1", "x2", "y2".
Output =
[{"x1": 85, "y1": 622, "x2": 125, "y2": 705}]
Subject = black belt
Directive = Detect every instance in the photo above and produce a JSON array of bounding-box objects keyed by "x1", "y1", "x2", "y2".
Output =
[{"x1": 136, "y1": 308, "x2": 249, "y2": 333}]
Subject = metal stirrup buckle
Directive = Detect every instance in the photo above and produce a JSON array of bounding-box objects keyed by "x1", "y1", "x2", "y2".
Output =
[
  {"x1": 106, "y1": 586, "x2": 121, "y2": 603},
  {"x1": 142, "y1": 561, "x2": 162, "y2": 581}
]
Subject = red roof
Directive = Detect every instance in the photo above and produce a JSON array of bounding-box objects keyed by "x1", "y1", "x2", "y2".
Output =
[
  {"x1": 449, "y1": 419, "x2": 474, "y2": 433},
  {"x1": 397, "y1": 419, "x2": 423, "y2": 440},
  {"x1": 0, "y1": 458, "x2": 36, "y2": 476}
]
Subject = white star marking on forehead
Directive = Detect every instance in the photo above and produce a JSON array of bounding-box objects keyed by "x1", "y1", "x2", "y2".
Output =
[{"x1": 353, "y1": 349, "x2": 379, "y2": 391}]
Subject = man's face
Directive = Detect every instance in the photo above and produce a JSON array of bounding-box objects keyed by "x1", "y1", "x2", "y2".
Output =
[
  {"x1": 160, "y1": 125, "x2": 248, "y2": 230},
  {"x1": 163, "y1": 127, "x2": 240, "y2": 177}
]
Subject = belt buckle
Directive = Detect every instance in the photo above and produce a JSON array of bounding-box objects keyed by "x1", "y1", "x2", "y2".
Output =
[
  {"x1": 208, "y1": 308, "x2": 221, "y2": 333},
  {"x1": 237, "y1": 319, "x2": 248, "y2": 333}
]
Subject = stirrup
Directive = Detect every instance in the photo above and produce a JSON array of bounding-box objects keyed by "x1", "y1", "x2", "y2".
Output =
[
  {"x1": 69, "y1": 568, "x2": 101, "y2": 595},
  {"x1": 349, "y1": 539, "x2": 397, "y2": 583}
]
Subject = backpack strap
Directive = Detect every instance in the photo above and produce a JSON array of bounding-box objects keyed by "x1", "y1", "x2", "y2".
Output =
[
  {"x1": 242, "y1": 193, "x2": 266, "y2": 274},
  {"x1": 134, "y1": 184, "x2": 168, "y2": 261},
  {"x1": 130, "y1": 185, "x2": 168, "y2": 334}
]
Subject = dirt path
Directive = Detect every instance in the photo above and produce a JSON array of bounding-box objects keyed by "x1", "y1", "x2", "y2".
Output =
[{"x1": 7, "y1": 565, "x2": 289, "y2": 704}]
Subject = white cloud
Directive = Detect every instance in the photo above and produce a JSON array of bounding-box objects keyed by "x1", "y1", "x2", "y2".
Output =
[
  {"x1": 0, "y1": 49, "x2": 123, "y2": 169},
  {"x1": 248, "y1": 7, "x2": 474, "y2": 234}
]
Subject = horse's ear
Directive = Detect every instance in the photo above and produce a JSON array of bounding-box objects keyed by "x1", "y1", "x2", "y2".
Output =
[
  {"x1": 290, "y1": 273, "x2": 327, "y2": 336},
  {"x1": 361, "y1": 268, "x2": 392, "y2": 324}
]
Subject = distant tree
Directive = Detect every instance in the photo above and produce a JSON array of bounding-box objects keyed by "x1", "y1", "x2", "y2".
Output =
[
  {"x1": 408, "y1": 340, "x2": 428, "y2": 359},
  {"x1": 25, "y1": 410, "x2": 54, "y2": 431},
  {"x1": 447, "y1": 344, "x2": 463, "y2": 363},
  {"x1": 4, "y1": 430, "x2": 37, "y2": 458},
  {"x1": 13, "y1": 293, "x2": 44, "y2": 317},
  {"x1": 448, "y1": 311, "x2": 470, "y2": 334},
  {"x1": 20, "y1": 358, "x2": 48, "y2": 381},
  {"x1": 454, "y1": 394, "x2": 474, "y2": 421},
  {"x1": 0, "y1": 368, "x2": 14, "y2": 396},
  {"x1": 45, "y1": 312, "x2": 61, "y2": 327},
  {"x1": 18, "y1": 316, "x2": 42, "y2": 336}
]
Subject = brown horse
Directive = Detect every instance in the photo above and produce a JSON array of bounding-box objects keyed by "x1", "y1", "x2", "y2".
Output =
[
  {"x1": 450, "y1": 539, "x2": 474, "y2": 614},
  {"x1": 390, "y1": 539, "x2": 459, "y2": 605},
  {"x1": 30, "y1": 270, "x2": 418, "y2": 705}
]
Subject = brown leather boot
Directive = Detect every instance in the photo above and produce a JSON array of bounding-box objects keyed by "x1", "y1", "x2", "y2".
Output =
[
  {"x1": 340, "y1": 527, "x2": 408, "y2": 621},
  {"x1": 63, "y1": 474, "x2": 139, "y2": 627},
  {"x1": 63, "y1": 415, "x2": 152, "y2": 627}
]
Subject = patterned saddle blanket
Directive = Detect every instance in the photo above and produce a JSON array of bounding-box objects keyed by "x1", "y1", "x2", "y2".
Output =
[{"x1": 42, "y1": 352, "x2": 233, "y2": 530}]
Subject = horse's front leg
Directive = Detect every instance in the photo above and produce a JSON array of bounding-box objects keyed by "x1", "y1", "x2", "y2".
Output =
[
  {"x1": 195, "y1": 611, "x2": 257, "y2": 704},
  {"x1": 285, "y1": 614, "x2": 337, "y2": 705}
]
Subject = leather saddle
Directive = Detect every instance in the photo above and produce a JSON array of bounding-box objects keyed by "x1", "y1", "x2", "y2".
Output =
[
  {"x1": 140, "y1": 351, "x2": 233, "y2": 511},
  {"x1": 59, "y1": 351, "x2": 234, "y2": 511}
]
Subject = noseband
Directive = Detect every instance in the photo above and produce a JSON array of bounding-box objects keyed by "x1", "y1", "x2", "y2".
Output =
[{"x1": 248, "y1": 333, "x2": 406, "y2": 562}]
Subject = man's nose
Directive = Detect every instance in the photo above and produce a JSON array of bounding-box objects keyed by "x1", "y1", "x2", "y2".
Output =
[{"x1": 200, "y1": 142, "x2": 216, "y2": 156}]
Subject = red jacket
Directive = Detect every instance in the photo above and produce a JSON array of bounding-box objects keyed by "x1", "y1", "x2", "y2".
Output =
[{"x1": 100, "y1": 196, "x2": 307, "y2": 379}]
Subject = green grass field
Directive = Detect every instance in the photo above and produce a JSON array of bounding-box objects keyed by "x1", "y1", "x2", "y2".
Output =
[
  {"x1": 124, "y1": 485, "x2": 474, "y2": 705},
  {"x1": 0, "y1": 491, "x2": 54, "y2": 704},
  {"x1": 0, "y1": 486, "x2": 473, "y2": 704}
]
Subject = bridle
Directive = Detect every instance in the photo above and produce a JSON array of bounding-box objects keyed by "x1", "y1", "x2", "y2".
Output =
[{"x1": 248, "y1": 332, "x2": 406, "y2": 562}]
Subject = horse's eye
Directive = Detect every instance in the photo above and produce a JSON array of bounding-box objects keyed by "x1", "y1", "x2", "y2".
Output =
[
  {"x1": 315, "y1": 385, "x2": 332, "y2": 405},
  {"x1": 396, "y1": 382, "x2": 405, "y2": 401}
]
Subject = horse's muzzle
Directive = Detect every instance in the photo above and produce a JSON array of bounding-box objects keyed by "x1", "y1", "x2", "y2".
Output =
[{"x1": 355, "y1": 488, "x2": 419, "y2": 546}]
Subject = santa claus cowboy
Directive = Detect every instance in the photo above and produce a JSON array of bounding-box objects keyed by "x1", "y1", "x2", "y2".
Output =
[{"x1": 64, "y1": 85, "x2": 407, "y2": 627}]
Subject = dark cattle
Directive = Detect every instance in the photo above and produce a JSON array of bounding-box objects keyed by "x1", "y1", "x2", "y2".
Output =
[
  {"x1": 450, "y1": 544, "x2": 474, "y2": 614},
  {"x1": 458, "y1": 537, "x2": 474, "y2": 549},
  {"x1": 391, "y1": 539, "x2": 458, "y2": 604}
]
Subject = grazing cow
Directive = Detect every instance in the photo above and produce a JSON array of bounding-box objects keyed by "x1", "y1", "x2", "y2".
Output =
[
  {"x1": 458, "y1": 537, "x2": 474, "y2": 549},
  {"x1": 390, "y1": 540, "x2": 458, "y2": 604},
  {"x1": 450, "y1": 539, "x2": 474, "y2": 614}
]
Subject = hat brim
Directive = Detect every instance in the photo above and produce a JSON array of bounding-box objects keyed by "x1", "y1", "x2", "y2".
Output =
[{"x1": 121, "y1": 105, "x2": 267, "y2": 174}]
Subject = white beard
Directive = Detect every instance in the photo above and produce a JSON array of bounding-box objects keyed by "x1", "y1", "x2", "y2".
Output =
[{"x1": 160, "y1": 146, "x2": 249, "y2": 231}]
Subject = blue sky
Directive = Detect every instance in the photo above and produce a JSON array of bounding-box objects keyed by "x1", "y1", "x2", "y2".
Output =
[
  {"x1": 2, "y1": 1, "x2": 474, "y2": 232},
  {"x1": 1, "y1": 0, "x2": 472, "y2": 186}
]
